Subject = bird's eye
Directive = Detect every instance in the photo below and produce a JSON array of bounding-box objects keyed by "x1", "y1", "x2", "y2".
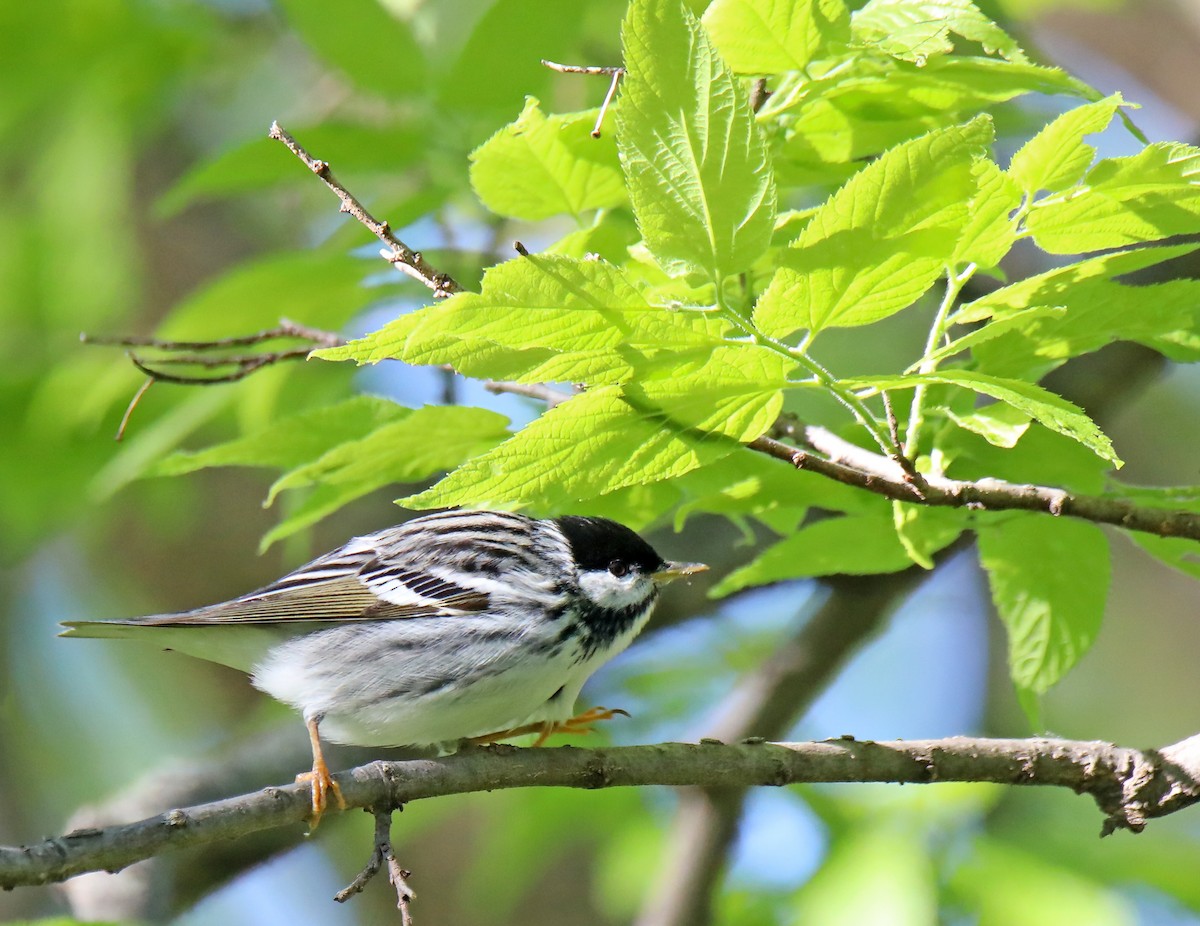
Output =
[{"x1": 608, "y1": 560, "x2": 630, "y2": 578}]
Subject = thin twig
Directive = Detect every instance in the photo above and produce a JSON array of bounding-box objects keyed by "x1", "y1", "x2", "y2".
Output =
[
  {"x1": 335, "y1": 808, "x2": 415, "y2": 922},
  {"x1": 592, "y1": 69, "x2": 623, "y2": 138},
  {"x1": 541, "y1": 59, "x2": 623, "y2": 75},
  {"x1": 268, "y1": 122, "x2": 460, "y2": 298},
  {"x1": 115, "y1": 378, "x2": 154, "y2": 442},
  {"x1": 128, "y1": 348, "x2": 312, "y2": 385},
  {"x1": 880, "y1": 391, "x2": 928, "y2": 497}
]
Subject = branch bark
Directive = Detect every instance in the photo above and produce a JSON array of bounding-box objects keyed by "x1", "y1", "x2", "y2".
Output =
[
  {"x1": 748, "y1": 428, "x2": 1200, "y2": 541},
  {"x1": 6, "y1": 734, "x2": 1200, "y2": 891}
]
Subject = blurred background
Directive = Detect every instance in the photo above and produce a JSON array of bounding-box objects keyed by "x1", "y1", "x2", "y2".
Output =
[{"x1": 3, "y1": 0, "x2": 1200, "y2": 923}]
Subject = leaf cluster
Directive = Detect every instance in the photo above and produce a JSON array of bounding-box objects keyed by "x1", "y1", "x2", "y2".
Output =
[{"x1": 145, "y1": 0, "x2": 1200, "y2": 715}]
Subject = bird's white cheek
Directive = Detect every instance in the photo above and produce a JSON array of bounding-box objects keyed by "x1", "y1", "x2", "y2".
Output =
[{"x1": 577, "y1": 572, "x2": 654, "y2": 610}]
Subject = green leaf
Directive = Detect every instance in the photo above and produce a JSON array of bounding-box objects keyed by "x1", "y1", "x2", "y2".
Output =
[
  {"x1": 953, "y1": 157, "x2": 1021, "y2": 269},
  {"x1": 1008, "y1": 94, "x2": 1123, "y2": 195},
  {"x1": 404, "y1": 387, "x2": 737, "y2": 512},
  {"x1": 977, "y1": 515, "x2": 1109, "y2": 697},
  {"x1": 1026, "y1": 141, "x2": 1200, "y2": 253},
  {"x1": 628, "y1": 343, "x2": 795, "y2": 440},
  {"x1": 850, "y1": 371, "x2": 1121, "y2": 467},
  {"x1": 261, "y1": 406, "x2": 511, "y2": 549},
  {"x1": 852, "y1": 0, "x2": 1028, "y2": 65},
  {"x1": 701, "y1": 0, "x2": 850, "y2": 75},
  {"x1": 317, "y1": 254, "x2": 727, "y2": 385},
  {"x1": 276, "y1": 0, "x2": 426, "y2": 97},
  {"x1": 952, "y1": 243, "x2": 1200, "y2": 378},
  {"x1": 154, "y1": 395, "x2": 410, "y2": 476},
  {"x1": 469, "y1": 99, "x2": 625, "y2": 221},
  {"x1": 772, "y1": 57, "x2": 1088, "y2": 168},
  {"x1": 919, "y1": 306, "x2": 1067, "y2": 369},
  {"x1": 944, "y1": 402, "x2": 1031, "y2": 449},
  {"x1": 755, "y1": 118, "x2": 991, "y2": 339},
  {"x1": 892, "y1": 501, "x2": 964, "y2": 569},
  {"x1": 710, "y1": 514, "x2": 914, "y2": 597},
  {"x1": 1129, "y1": 534, "x2": 1200, "y2": 581},
  {"x1": 160, "y1": 123, "x2": 425, "y2": 215},
  {"x1": 617, "y1": 0, "x2": 777, "y2": 281}
]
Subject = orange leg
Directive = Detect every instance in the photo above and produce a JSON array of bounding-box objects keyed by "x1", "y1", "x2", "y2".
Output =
[
  {"x1": 468, "y1": 706, "x2": 630, "y2": 747},
  {"x1": 294, "y1": 716, "x2": 345, "y2": 826}
]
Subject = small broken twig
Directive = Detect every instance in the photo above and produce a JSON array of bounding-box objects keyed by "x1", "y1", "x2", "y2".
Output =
[
  {"x1": 335, "y1": 807, "x2": 415, "y2": 924},
  {"x1": 540, "y1": 60, "x2": 625, "y2": 137}
]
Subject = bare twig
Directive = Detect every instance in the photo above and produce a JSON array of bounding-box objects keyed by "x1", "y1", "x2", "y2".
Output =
[
  {"x1": 592, "y1": 70, "x2": 623, "y2": 138},
  {"x1": 541, "y1": 59, "x2": 623, "y2": 75},
  {"x1": 6, "y1": 735, "x2": 1200, "y2": 891},
  {"x1": 335, "y1": 808, "x2": 415, "y2": 923},
  {"x1": 115, "y1": 378, "x2": 154, "y2": 441},
  {"x1": 268, "y1": 122, "x2": 460, "y2": 298}
]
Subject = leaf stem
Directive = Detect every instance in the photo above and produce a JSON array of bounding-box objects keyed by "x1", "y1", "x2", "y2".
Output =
[
  {"x1": 716, "y1": 302, "x2": 894, "y2": 453},
  {"x1": 904, "y1": 264, "x2": 976, "y2": 458}
]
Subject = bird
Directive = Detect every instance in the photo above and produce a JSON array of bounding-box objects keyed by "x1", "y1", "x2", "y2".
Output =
[{"x1": 62, "y1": 510, "x2": 706, "y2": 821}]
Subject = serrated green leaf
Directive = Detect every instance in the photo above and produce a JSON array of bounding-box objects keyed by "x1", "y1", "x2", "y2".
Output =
[
  {"x1": 701, "y1": 0, "x2": 850, "y2": 74},
  {"x1": 1026, "y1": 141, "x2": 1200, "y2": 253},
  {"x1": 952, "y1": 243, "x2": 1200, "y2": 378},
  {"x1": 276, "y1": 0, "x2": 426, "y2": 97},
  {"x1": 892, "y1": 501, "x2": 964, "y2": 569},
  {"x1": 850, "y1": 370, "x2": 1121, "y2": 466},
  {"x1": 977, "y1": 516, "x2": 1109, "y2": 697},
  {"x1": 771, "y1": 57, "x2": 1088, "y2": 168},
  {"x1": 628, "y1": 343, "x2": 795, "y2": 440},
  {"x1": 154, "y1": 395, "x2": 410, "y2": 476},
  {"x1": 404, "y1": 387, "x2": 736, "y2": 512},
  {"x1": 260, "y1": 406, "x2": 511, "y2": 549},
  {"x1": 955, "y1": 243, "x2": 1200, "y2": 325},
  {"x1": 1008, "y1": 94, "x2": 1123, "y2": 195},
  {"x1": 710, "y1": 514, "x2": 914, "y2": 597},
  {"x1": 617, "y1": 0, "x2": 777, "y2": 281},
  {"x1": 852, "y1": 0, "x2": 1028, "y2": 65},
  {"x1": 160, "y1": 123, "x2": 425, "y2": 215},
  {"x1": 469, "y1": 98, "x2": 625, "y2": 221},
  {"x1": 953, "y1": 157, "x2": 1021, "y2": 268},
  {"x1": 317, "y1": 254, "x2": 728, "y2": 385},
  {"x1": 920, "y1": 306, "x2": 1066, "y2": 369},
  {"x1": 944, "y1": 402, "x2": 1030, "y2": 448},
  {"x1": 755, "y1": 118, "x2": 991, "y2": 339}
]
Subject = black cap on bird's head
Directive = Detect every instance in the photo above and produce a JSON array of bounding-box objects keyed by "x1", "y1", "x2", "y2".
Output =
[{"x1": 553, "y1": 516, "x2": 707, "y2": 583}]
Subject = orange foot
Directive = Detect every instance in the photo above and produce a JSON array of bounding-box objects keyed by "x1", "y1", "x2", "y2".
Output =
[
  {"x1": 298, "y1": 716, "x2": 346, "y2": 827},
  {"x1": 468, "y1": 706, "x2": 631, "y2": 747}
]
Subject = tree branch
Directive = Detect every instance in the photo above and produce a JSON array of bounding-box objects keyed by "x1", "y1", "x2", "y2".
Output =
[
  {"x1": 268, "y1": 122, "x2": 460, "y2": 297},
  {"x1": 6, "y1": 735, "x2": 1200, "y2": 891},
  {"x1": 748, "y1": 429, "x2": 1200, "y2": 541}
]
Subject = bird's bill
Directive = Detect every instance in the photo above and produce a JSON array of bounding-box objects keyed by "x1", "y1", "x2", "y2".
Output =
[{"x1": 652, "y1": 561, "x2": 709, "y2": 583}]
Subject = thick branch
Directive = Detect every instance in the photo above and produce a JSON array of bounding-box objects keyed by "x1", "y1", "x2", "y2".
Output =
[
  {"x1": 268, "y1": 122, "x2": 460, "y2": 297},
  {"x1": 6, "y1": 735, "x2": 1199, "y2": 890}
]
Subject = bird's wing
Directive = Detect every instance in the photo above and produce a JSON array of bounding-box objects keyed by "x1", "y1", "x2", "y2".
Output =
[{"x1": 112, "y1": 537, "x2": 491, "y2": 627}]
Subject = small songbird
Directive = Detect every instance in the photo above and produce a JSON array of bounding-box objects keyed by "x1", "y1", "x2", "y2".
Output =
[{"x1": 62, "y1": 510, "x2": 706, "y2": 819}]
